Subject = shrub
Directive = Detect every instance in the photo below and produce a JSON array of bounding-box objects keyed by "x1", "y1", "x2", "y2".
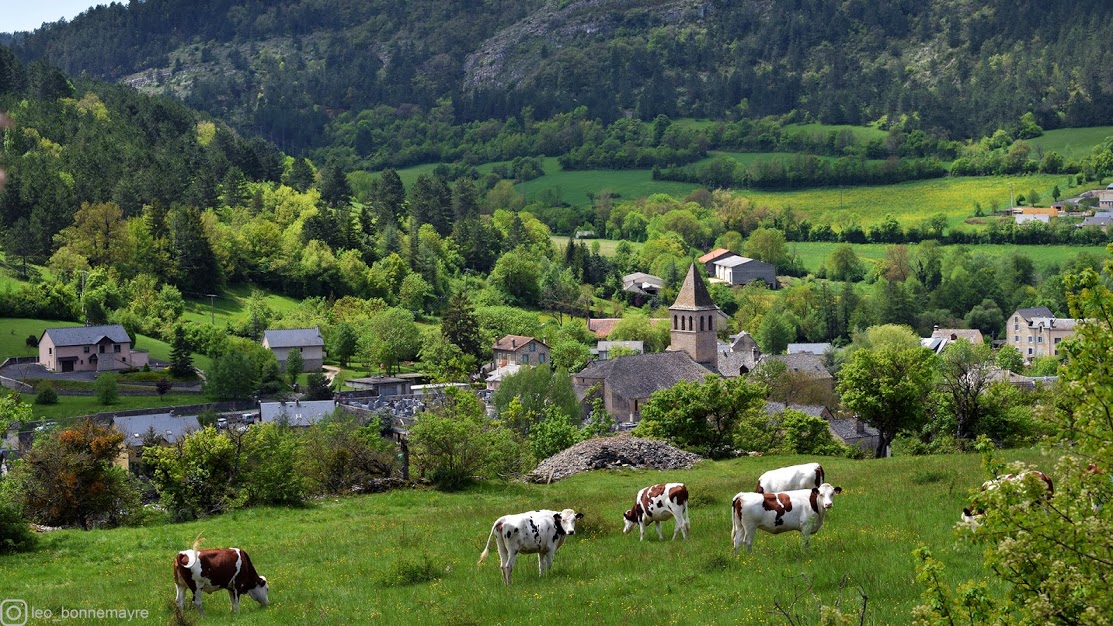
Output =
[
  {"x1": 378, "y1": 554, "x2": 441, "y2": 587},
  {"x1": 94, "y1": 372, "x2": 119, "y2": 405},
  {"x1": 298, "y1": 414, "x2": 398, "y2": 495},
  {"x1": 0, "y1": 499, "x2": 37, "y2": 554},
  {"x1": 34, "y1": 385, "x2": 58, "y2": 405}
]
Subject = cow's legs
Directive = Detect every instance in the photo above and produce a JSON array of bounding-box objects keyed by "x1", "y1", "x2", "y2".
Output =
[
  {"x1": 539, "y1": 551, "x2": 554, "y2": 577},
  {"x1": 743, "y1": 521, "x2": 757, "y2": 552},
  {"x1": 502, "y1": 551, "x2": 518, "y2": 586},
  {"x1": 175, "y1": 585, "x2": 185, "y2": 610},
  {"x1": 654, "y1": 520, "x2": 663, "y2": 540},
  {"x1": 229, "y1": 589, "x2": 240, "y2": 612},
  {"x1": 193, "y1": 591, "x2": 205, "y2": 616},
  {"x1": 639, "y1": 521, "x2": 646, "y2": 541}
]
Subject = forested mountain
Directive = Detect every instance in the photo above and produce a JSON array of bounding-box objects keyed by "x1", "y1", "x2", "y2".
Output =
[{"x1": 9, "y1": 0, "x2": 1113, "y2": 159}]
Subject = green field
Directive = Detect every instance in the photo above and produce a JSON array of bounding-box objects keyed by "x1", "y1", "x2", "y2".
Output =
[
  {"x1": 180, "y1": 284, "x2": 302, "y2": 329},
  {"x1": 550, "y1": 235, "x2": 643, "y2": 256},
  {"x1": 21, "y1": 392, "x2": 208, "y2": 422},
  {"x1": 790, "y1": 242, "x2": 1111, "y2": 274},
  {"x1": 0, "y1": 448, "x2": 1046, "y2": 624},
  {"x1": 781, "y1": 122, "x2": 889, "y2": 143},
  {"x1": 1029, "y1": 126, "x2": 1113, "y2": 161},
  {"x1": 0, "y1": 318, "x2": 211, "y2": 372},
  {"x1": 517, "y1": 157, "x2": 701, "y2": 205}
]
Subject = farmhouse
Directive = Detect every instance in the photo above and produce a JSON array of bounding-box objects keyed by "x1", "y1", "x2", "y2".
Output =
[
  {"x1": 710, "y1": 254, "x2": 776, "y2": 287},
  {"x1": 921, "y1": 328, "x2": 985, "y2": 354},
  {"x1": 38, "y1": 324, "x2": 148, "y2": 373},
  {"x1": 262, "y1": 327, "x2": 325, "y2": 371},
  {"x1": 1006, "y1": 307, "x2": 1078, "y2": 361},
  {"x1": 345, "y1": 376, "x2": 413, "y2": 396},
  {"x1": 697, "y1": 248, "x2": 737, "y2": 274},
  {"x1": 593, "y1": 341, "x2": 644, "y2": 360},
  {"x1": 112, "y1": 412, "x2": 200, "y2": 471},
  {"x1": 621, "y1": 272, "x2": 663, "y2": 297},
  {"x1": 492, "y1": 335, "x2": 549, "y2": 368}
]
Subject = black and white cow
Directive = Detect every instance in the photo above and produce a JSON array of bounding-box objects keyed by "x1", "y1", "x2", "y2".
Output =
[
  {"x1": 961, "y1": 470, "x2": 1054, "y2": 528},
  {"x1": 756, "y1": 462, "x2": 826, "y2": 494},
  {"x1": 731, "y1": 483, "x2": 843, "y2": 554},
  {"x1": 478, "y1": 508, "x2": 583, "y2": 585},
  {"x1": 174, "y1": 536, "x2": 269, "y2": 615},
  {"x1": 622, "y1": 483, "x2": 690, "y2": 541}
]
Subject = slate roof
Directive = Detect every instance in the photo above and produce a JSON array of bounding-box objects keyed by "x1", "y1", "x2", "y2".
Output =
[
  {"x1": 763, "y1": 353, "x2": 832, "y2": 379},
  {"x1": 42, "y1": 324, "x2": 131, "y2": 347},
  {"x1": 622, "y1": 272, "x2": 663, "y2": 288},
  {"x1": 826, "y1": 416, "x2": 880, "y2": 442},
  {"x1": 575, "y1": 351, "x2": 713, "y2": 400},
  {"x1": 1030, "y1": 317, "x2": 1077, "y2": 330},
  {"x1": 698, "y1": 248, "x2": 735, "y2": 264},
  {"x1": 1082, "y1": 216, "x2": 1113, "y2": 227},
  {"x1": 1014, "y1": 307, "x2": 1054, "y2": 320},
  {"x1": 764, "y1": 402, "x2": 830, "y2": 419},
  {"x1": 493, "y1": 335, "x2": 547, "y2": 352},
  {"x1": 263, "y1": 327, "x2": 324, "y2": 348},
  {"x1": 671, "y1": 263, "x2": 716, "y2": 310},
  {"x1": 113, "y1": 413, "x2": 200, "y2": 447},
  {"x1": 597, "y1": 341, "x2": 644, "y2": 353},
  {"x1": 259, "y1": 400, "x2": 337, "y2": 426},
  {"x1": 787, "y1": 343, "x2": 831, "y2": 354}
]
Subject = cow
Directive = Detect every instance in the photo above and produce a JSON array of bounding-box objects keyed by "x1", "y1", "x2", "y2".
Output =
[
  {"x1": 731, "y1": 483, "x2": 843, "y2": 555},
  {"x1": 755, "y1": 462, "x2": 826, "y2": 494},
  {"x1": 174, "y1": 534, "x2": 269, "y2": 615},
  {"x1": 961, "y1": 471, "x2": 1054, "y2": 528},
  {"x1": 478, "y1": 508, "x2": 583, "y2": 586},
  {"x1": 622, "y1": 483, "x2": 690, "y2": 541}
]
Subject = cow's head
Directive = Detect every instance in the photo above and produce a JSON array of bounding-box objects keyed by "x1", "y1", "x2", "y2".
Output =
[
  {"x1": 247, "y1": 575, "x2": 269, "y2": 607},
  {"x1": 814, "y1": 483, "x2": 842, "y2": 511},
  {"x1": 555, "y1": 509, "x2": 584, "y2": 536},
  {"x1": 622, "y1": 505, "x2": 640, "y2": 533}
]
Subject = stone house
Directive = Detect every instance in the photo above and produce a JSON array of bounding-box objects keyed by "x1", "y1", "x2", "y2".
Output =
[
  {"x1": 492, "y1": 335, "x2": 550, "y2": 368},
  {"x1": 1006, "y1": 307, "x2": 1077, "y2": 361}
]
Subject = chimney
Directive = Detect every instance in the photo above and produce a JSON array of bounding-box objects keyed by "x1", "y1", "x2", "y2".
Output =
[{"x1": 511, "y1": 338, "x2": 516, "y2": 348}]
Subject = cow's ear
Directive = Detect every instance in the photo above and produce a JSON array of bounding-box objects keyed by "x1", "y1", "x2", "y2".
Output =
[
  {"x1": 834, "y1": 486, "x2": 842, "y2": 494},
  {"x1": 575, "y1": 512, "x2": 584, "y2": 519},
  {"x1": 553, "y1": 513, "x2": 562, "y2": 524}
]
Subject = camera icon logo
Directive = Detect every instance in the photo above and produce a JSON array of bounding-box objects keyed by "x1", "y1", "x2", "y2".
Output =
[{"x1": 0, "y1": 599, "x2": 27, "y2": 626}]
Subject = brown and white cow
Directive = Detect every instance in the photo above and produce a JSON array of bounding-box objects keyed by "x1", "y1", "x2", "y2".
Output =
[
  {"x1": 960, "y1": 471, "x2": 1054, "y2": 528},
  {"x1": 756, "y1": 462, "x2": 826, "y2": 494},
  {"x1": 731, "y1": 483, "x2": 843, "y2": 554},
  {"x1": 174, "y1": 535, "x2": 269, "y2": 615},
  {"x1": 623, "y1": 483, "x2": 690, "y2": 541},
  {"x1": 478, "y1": 508, "x2": 583, "y2": 586}
]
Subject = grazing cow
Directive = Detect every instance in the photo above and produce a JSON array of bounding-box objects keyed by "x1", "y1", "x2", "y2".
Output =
[
  {"x1": 623, "y1": 483, "x2": 690, "y2": 541},
  {"x1": 478, "y1": 508, "x2": 583, "y2": 586},
  {"x1": 960, "y1": 471, "x2": 1054, "y2": 527},
  {"x1": 756, "y1": 462, "x2": 826, "y2": 494},
  {"x1": 174, "y1": 535, "x2": 269, "y2": 615},
  {"x1": 731, "y1": 483, "x2": 843, "y2": 554}
]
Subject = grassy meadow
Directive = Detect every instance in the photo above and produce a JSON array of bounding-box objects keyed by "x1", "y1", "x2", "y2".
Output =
[
  {"x1": 790, "y1": 242, "x2": 1110, "y2": 274},
  {"x1": 0, "y1": 448, "x2": 1049, "y2": 624},
  {"x1": 1029, "y1": 126, "x2": 1113, "y2": 161}
]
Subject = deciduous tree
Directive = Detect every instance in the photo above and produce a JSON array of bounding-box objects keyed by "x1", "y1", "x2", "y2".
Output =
[{"x1": 837, "y1": 345, "x2": 937, "y2": 457}]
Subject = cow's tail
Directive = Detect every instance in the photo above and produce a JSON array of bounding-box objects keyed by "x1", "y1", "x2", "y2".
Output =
[
  {"x1": 192, "y1": 531, "x2": 204, "y2": 553},
  {"x1": 816, "y1": 464, "x2": 826, "y2": 488},
  {"x1": 730, "y1": 496, "x2": 740, "y2": 546},
  {"x1": 478, "y1": 522, "x2": 498, "y2": 566}
]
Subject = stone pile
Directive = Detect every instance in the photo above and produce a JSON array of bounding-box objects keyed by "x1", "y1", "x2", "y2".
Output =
[{"x1": 527, "y1": 434, "x2": 701, "y2": 483}]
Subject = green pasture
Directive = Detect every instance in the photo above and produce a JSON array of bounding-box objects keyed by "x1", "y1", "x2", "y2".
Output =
[
  {"x1": 550, "y1": 235, "x2": 643, "y2": 256},
  {"x1": 0, "y1": 448, "x2": 1048, "y2": 624},
  {"x1": 742, "y1": 174, "x2": 1080, "y2": 228},
  {"x1": 781, "y1": 122, "x2": 889, "y2": 143},
  {"x1": 1028, "y1": 126, "x2": 1113, "y2": 161},
  {"x1": 181, "y1": 284, "x2": 302, "y2": 328},
  {"x1": 517, "y1": 157, "x2": 700, "y2": 206},
  {"x1": 790, "y1": 242, "x2": 1111, "y2": 274}
]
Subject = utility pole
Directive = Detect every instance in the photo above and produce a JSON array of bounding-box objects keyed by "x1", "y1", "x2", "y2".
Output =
[
  {"x1": 80, "y1": 270, "x2": 89, "y2": 325},
  {"x1": 204, "y1": 294, "x2": 218, "y2": 325}
]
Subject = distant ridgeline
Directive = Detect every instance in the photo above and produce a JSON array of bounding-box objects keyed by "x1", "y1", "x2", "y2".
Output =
[{"x1": 6, "y1": 0, "x2": 1113, "y2": 161}]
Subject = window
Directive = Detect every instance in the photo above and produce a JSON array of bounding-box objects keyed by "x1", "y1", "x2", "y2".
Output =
[
  {"x1": 48, "y1": 348, "x2": 52, "y2": 355},
  {"x1": 1013, "y1": 324, "x2": 1019, "y2": 331},
  {"x1": 114, "y1": 344, "x2": 121, "y2": 353},
  {"x1": 521, "y1": 354, "x2": 530, "y2": 365},
  {"x1": 83, "y1": 346, "x2": 90, "y2": 353},
  {"x1": 673, "y1": 315, "x2": 677, "y2": 330},
  {"x1": 1014, "y1": 336, "x2": 1019, "y2": 342},
  {"x1": 1028, "y1": 348, "x2": 1033, "y2": 355},
  {"x1": 1054, "y1": 338, "x2": 1061, "y2": 344},
  {"x1": 530, "y1": 343, "x2": 536, "y2": 352},
  {"x1": 539, "y1": 353, "x2": 547, "y2": 364},
  {"x1": 1028, "y1": 337, "x2": 1033, "y2": 343}
]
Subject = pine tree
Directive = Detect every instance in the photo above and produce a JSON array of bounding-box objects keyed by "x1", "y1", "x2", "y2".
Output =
[
  {"x1": 442, "y1": 291, "x2": 483, "y2": 361},
  {"x1": 169, "y1": 325, "x2": 194, "y2": 378}
]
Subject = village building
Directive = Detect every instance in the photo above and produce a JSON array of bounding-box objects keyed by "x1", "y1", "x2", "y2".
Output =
[
  {"x1": 262, "y1": 327, "x2": 325, "y2": 371},
  {"x1": 1006, "y1": 307, "x2": 1078, "y2": 361},
  {"x1": 921, "y1": 327, "x2": 985, "y2": 354},
  {"x1": 258, "y1": 399, "x2": 337, "y2": 426},
  {"x1": 345, "y1": 376, "x2": 413, "y2": 396},
  {"x1": 592, "y1": 341, "x2": 644, "y2": 361},
  {"x1": 38, "y1": 324, "x2": 148, "y2": 373},
  {"x1": 112, "y1": 412, "x2": 200, "y2": 471},
  {"x1": 492, "y1": 335, "x2": 550, "y2": 368}
]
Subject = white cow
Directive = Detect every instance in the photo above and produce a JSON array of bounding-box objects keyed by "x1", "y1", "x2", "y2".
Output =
[
  {"x1": 478, "y1": 508, "x2": 583, "y2": 585},
  {"x1": 622, "y1": 483, "x2": 690, "y2": 541},
  {"x1": 731, "y1": 483, "x2": 843, "y2": 554},
  {"x1": 960, "y1": 470, "x2": 1054, "y2": 527},
  {"x1": 756, "y1": 462, "x2": 826, "y2": 494}
]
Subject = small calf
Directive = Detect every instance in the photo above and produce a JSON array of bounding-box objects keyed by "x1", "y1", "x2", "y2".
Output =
[
  {"x1": 174, "y1": 535, "x2": 269, "y2": 615},
  {"x1": 623, "y1": 483, "x2": 690, "y2": 541},
  {"x1": 731, "y1": 483, "x2": 843, "y2": 554}
]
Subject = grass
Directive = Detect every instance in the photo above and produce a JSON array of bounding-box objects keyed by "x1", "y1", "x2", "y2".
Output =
[
  {"x1": 790, "y1": 242, "x2": 1111, "y2": 274},
  {"x1": 1028, "y1": 126, "x2": 1113, "y2": 161},
  {"x1": 781, "y1": 122, "x2": 889, "y2": 143},
  {"x1": 180, "y1": 284, "x2": 302, "y2": 329},
  {"x1": 516, "y1": 157, "x2": 701, "y2": 205},
  {"x1": 22, "y1": 392, "x2": 208, "y2": 421},
  {"x1": 550, "y1": 235, "x2": 642, "y2": 256},
  {"x1": 0, "y1": 448, "x2": 1048, "y2": 624}
]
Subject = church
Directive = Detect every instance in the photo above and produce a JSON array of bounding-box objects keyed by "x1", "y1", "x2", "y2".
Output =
[{"x1": 573, "y1": 263, "x2": 724, "y2": 424}]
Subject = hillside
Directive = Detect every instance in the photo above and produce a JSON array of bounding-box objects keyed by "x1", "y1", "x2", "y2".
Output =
[
  {"x1": 8, "y1": 0, "x2": 1113, "y2": 157},
  {"x1": 0, "y1": 450, "x2": 1044, "y2": 624}
]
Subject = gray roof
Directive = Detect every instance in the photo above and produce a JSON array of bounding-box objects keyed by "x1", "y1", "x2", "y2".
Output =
[
  {"x1": 671, "y1": 263, "x2": 717, "y2": 310},
  {"x1": 787, "y1": 343, "x2": 831, "y2": 354},
  {"x1": 714, "y1": 255, "x2": 761, "y2": 268},
  {"x1": 263, "y1": 327, "x2": 324, "y2": 348},
  {"x1": 764, "y1": 402, "x2": 829, "y2": 418},
  {"x1": 826, "y1": 416, "x2": 880, "y2": 442},
  {"x1": 622, "y1": 273, "x2": 663, "y2": 288},
  {"x1": 42, "y1": 324, "x2": 131, "y2": 347},
  {"x1": 1081, "y1": 216, "x2": 1113, "y2": 227},
  {"x1": 259, "y1": 400, "x2": 336, "y2": 426},
  {"x1": 763, "y1": 353, "x2": 832, "y2": 379},
  {"x1": 718, "y1": 349, "x2": 760, "y2": 378},
  {"x1": 597, "y1": 341, "x2": 644, "y2": 352},
  {"x1": 1014, "y1": 307, "x2": 1054, "y2": 320},
  {"x1": 575, "y1": 351, "x2": 713, "y2": 400},
  {"x1": 113, "y1": 413, "x2": 200, "y2": 447}
]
